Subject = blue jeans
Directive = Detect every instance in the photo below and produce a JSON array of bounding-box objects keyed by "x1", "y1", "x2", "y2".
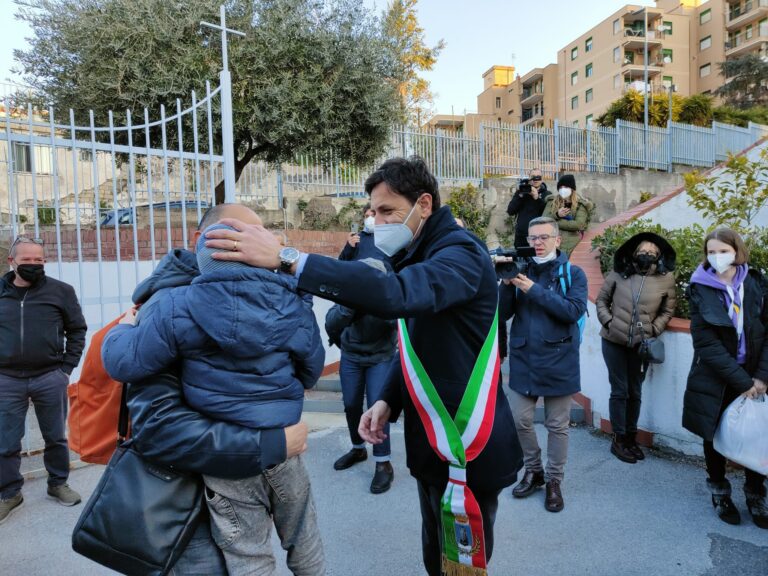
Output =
[
  {"x1": 204, "y1": 455, "x2": 325, "y2": 576},
  {"x1": 169, "y1": 519, "x2": 227, "y2": 575},
  {"x1": 0, "y1": 369, "x2": 70, "y2": 498},
  {"x1": 339, "y1": 355, "x2": 392, "y2": 459}
]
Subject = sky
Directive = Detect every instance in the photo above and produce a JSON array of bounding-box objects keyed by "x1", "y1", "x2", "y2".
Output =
[{"x1": 0, "y1": 0, "x2": 652, "y2": 114}]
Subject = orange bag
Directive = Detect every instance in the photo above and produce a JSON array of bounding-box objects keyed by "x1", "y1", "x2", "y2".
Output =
[{"x1": 68, "y1": 315, "x2": 129, "y2": 465}]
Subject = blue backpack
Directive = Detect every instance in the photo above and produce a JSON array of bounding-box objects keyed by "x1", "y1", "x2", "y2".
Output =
[{"x1": 557, "y1": 262, "x2": 587, "y2": 344}]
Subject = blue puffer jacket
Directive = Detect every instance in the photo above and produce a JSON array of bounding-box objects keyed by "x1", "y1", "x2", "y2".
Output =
[
  {"x1": 103, "y1": 266, "x2": 325, "y2": 429},
  {"x1": 499, "y1": 250, "x2": 588, "y2": 397}
]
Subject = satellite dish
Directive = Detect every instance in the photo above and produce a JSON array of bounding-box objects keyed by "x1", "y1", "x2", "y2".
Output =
[{"x1": 663, "y1": 56, "x2": 672, "y2": 64}]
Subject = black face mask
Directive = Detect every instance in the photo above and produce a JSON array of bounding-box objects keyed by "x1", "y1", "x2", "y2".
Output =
[
  {"x1": 634, "y1": 254, "x2": 657, "y2": 273},
  {"x1": 14, "y1": 264, "x2": 45, "y2": 284}
]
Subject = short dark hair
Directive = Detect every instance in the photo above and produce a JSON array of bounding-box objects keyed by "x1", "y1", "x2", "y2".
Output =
[
  {"x1": 198, "y1": 204, "x2": 231, "y2": 230},
  {"x1": 702, "y1": 228, "x2": 749, "y2": 268},
  {"x1": 362, "y1": 203, "x2": 373, "y2": 217},
  {"x1": 364, "y1": 156, "x2": 440, "y2": 209}
]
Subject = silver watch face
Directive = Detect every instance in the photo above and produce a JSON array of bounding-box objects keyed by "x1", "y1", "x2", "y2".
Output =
[{"x1": 280, "y1": 247, "x2": 300, "y2": 264}]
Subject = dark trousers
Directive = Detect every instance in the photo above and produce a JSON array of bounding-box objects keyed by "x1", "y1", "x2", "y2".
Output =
[
  {"x1": 602, "y1": 338, "x2": 646, "y2": 436},
  {"x1": 704, "y1": 385, "x2": 766, "y2": 493},
  {"x1": 417, "y1": 480, "x2": 501, "y2": 576},
  {"x1": 0, "y1": 370, "x2": 70, "y2": 498},
  {"x1": 339, "y1": 355, "x2": 392, "y2": 458}
]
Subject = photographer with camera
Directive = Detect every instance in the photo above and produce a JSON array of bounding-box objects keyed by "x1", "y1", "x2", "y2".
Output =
[
  {"x1": 498, "y1": 216, "x2": 587, "y2": 513},
  {"x1": 507, "y1": 168, "x2": 550, "y2": 248}
]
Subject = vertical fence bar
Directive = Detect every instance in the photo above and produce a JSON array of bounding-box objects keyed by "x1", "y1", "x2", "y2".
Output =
[
  {"x1": 160, "y1": 104, "x2": 172, "y2": 253},
  {"x1": 89, "y1": 110, "x2": 105, "y2": 326},
  {"x1": 25, "y1": 104, "x2": 39, "y2": 237},
  {"x1": 176, "y1": 99, "x2": 188, "y2": 248},
  {"x1": 144, "y1": 108, "x2": 157, "y2": 267},
  {"x1": 49, "y1": 107, "x2": 63, "y2": 280},
  {"x1": 126, "y1": 110, "x2": 141, "y2": 284},
  {"x1": 191, "y1": 90, "x2": 203, "y2": 225},
  {"x1": 107, "y1": 110, "x2": 125, "y2": 311}
]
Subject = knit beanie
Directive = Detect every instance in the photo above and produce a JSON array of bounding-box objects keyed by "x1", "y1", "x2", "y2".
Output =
[
  {"x1": 196, "y1": 224, "x2": 250, "y2": 274},
  {"x1": 557, "y1": 174, "x2": 577, "y2": 191}
]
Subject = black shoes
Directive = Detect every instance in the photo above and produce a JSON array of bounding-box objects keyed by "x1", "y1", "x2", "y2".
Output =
[
  {"x1": 708, "y1": 480, "x2": 741, "y2": 525},
  {"x1": 545, "y1": 479, "x2": 565, "y2": 513},
  {"x1": 625, "y1": 433, "x2": 645, "y2": 461},
  {"x1": 512, "y1": 469, "x2": 545, "y2": 498},
  {"x1": 370, "y1": 462, "x2": 394, "y2": 494},
  {"x1": 745, "y1": 486, "x2": 768, "y2": 530},
  {"x1": 610, "y1": 434, "x2": 637, "y2": 464},
  {"x1": 333, "y1": 448, "x2": 367, "y2": 471}
]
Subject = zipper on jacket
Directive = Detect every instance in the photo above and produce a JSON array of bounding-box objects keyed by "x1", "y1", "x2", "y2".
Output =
[{"x1": 19, "y1": 292, "x2": 27, "y2": 358}]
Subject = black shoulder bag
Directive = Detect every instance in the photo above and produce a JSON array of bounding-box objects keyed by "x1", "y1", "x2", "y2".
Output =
[
  {"x1": 628, "y1": 275, "x2": 665, "y2": 364},
  {"x1": 72, "y1": 383, "x2": 205, "y2": 576}
]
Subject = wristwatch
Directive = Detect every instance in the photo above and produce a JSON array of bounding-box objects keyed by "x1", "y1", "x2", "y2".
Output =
[{"x1": 279, "y1": 247, "x2": 301, "y2": 273}]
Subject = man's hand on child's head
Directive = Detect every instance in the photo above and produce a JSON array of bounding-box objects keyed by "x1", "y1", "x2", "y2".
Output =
[
  {"x1": 119, "y1": 306, "x2": 138, "y2": 326},
  {"x1": 205, "y1": 218, "x2": 282, "y2": 269}
]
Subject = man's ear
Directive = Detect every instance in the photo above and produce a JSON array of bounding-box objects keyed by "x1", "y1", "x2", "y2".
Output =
[
  {"x1": 419, "y1": 193, "x2": 433, "y2": 218},
  {"x1": 192, "y1": 230, "x2": 202, "y2": 253}
]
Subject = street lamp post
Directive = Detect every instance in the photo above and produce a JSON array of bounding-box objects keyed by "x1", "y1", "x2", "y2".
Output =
[{"x1": 643, "y1": 8, "x2": 649, "y2": 170}]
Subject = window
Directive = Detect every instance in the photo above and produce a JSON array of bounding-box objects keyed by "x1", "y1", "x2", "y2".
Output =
[
  {"x1": 613, "y1": 46, "x2": 621, "y2": 63},
  {"x1": 613, "y1": 18, "x2": 620, "y2": 34},
  {"x1": 571, "y1": 71, "x2": 578, "y2": 85},
  {"x1": 495, "y1": 96, "x2": 501, "y2": 109},
  {"x1": 614, "y1": 74, "x2": 621, "y2": 89},
  {"x1": 663, "y1": 21, "x2": 673, "y2": 35},
  {"x1": 571, "y1": 96, "x2": 579, "y2": 110},
  {"x1": 700, "y1": 8, "x2": 711, "y2": 24},
  {"x1": 79, "y1": 149, "x2": 93, "y2": 162},
  {"x1": 700, "y1": 35, "x2": 712, "y2": 50},
  {"x1": 662, "y1": 48, "x2": 673, "y2": 63},
  {"x1": 12, "y1": 143, "x2": 52, "y2": 174},
  {"x1": 586, "y1": 114, "x2": 593, "y2": 125},
  {"x1": 761, "y1": 18, "x2": 768, "y2": 36},
  {"x1": 586, "y1": 63, "x2": 593, "y2": 78},
  {"x1": 700, "y1": 63, "x2": 711, "y2": 77},
  {"x1": 624, "y1": 51, "x2": 635, "y2": 64},
  {"x1": 571, "y1": 46, "x2": 578, "y2": 60},
  {"x1": 572, "y1": 120, "x2": 580, "y2": 127},
  {"x1": 746, "y1": 24, "x2": 754, "y2": 40},
  {"x1": 663, "y1": 75, "x2": 673, "y2": 88},
  {"x1": 585, "y1": 88, "x2": 593, "y2": 103},
  {"x1": 585, "y1": 37, "x2": 593, "y2": 52}
]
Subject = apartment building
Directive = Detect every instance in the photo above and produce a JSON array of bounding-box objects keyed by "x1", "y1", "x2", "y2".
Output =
[
  {"x1": 723, "y1": 0, "x2": 768, "y2": 65},
  {"x1": 476, "y1": 65, "x2": 517, "y2": 123}
]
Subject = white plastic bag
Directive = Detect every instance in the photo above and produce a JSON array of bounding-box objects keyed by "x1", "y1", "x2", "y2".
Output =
[{"x1": 713, "y1": 395, "x2": 768, "y2": 476}]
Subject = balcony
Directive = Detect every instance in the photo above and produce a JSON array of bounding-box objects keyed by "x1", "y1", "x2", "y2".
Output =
[
  {"x1": 622, "y1": 81, "x2": 669, "y2": 95},
  {"x1": 520, "y1": 88, "x2": 544, "y2": 107},
  {"x1": 521, "y1": 106, "x2": 545, "y2": 127},
  {"x1": 726, "y1": 0, "x2": 768, "y2": 31},
  {"x1": 622, "y1": 28, "x2": 665, "y2": 51},
  {"x1": 725, "y1": 28, "x2": 768, "y2": 57},
  {"x1": 622, "y1": 54, "x2": 663, "y2": 78}
]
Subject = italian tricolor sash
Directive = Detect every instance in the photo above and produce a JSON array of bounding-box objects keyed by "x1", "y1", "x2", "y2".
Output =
[{"x1": 397, "y1": 311, "x2": 500, "y2": 576}]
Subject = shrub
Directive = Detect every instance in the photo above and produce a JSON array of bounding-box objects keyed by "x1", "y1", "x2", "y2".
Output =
[{"x1": 445, "y1": 183, "x2": 493, "y2": 241}]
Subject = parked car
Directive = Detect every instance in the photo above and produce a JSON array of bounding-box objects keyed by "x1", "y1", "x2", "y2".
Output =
[{"x1": 99, "y1": 201, "x2": 210, "y2": 227}]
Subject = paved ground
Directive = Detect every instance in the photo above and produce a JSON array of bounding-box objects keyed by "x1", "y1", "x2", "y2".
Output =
[{"x1": 3, "y1": 414, "x2": 767, "y2": 576}]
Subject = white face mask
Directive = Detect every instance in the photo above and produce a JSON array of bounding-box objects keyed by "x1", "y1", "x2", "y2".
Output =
[
  {"x1": 374, "y1": 200, "x2": 423, "y2": 257},
  {"x1": 708, "y1": 253, "x2": 736, "y2": 275},
  {"x1": 558, "y1": 188, "x2": 572, "y2": 199},
  {"x1": 532, "y1": 250, "x2": 557, "y2": 264},
  {"x1": 363, "y1": 216, "x2": 375, "y2": 233}
]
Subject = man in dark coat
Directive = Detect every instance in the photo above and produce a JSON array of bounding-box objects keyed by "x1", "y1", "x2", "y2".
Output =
[
  {"x1": 507, "y1": 168, "x2": 550, "y2": 248},
  {"x1": 203, "y1": 156, "x2": 523, "y2": 576},
  {"x1": 499, "y1": 216, "x2": 587, "y2": 514}
]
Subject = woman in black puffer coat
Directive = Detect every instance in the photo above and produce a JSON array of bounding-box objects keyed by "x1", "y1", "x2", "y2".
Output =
[{"x1": 683, "y1": 228, "x2": 768, "y2": 529}]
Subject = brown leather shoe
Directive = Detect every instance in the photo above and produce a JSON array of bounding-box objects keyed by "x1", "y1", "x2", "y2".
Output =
[
  {"x1": 512, "y1": 469, "x2": 545, "y2": 499},
  {"x1": 610, "y1": 434, "x2": 637, "y2": 464},
  {"x1": 545, "y1": 479, "x2": 564, "y2": 513}
]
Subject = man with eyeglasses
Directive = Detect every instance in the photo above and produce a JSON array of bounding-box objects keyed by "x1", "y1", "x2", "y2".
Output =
[
  {"x1": 0, "y1": 236, "x2": 87, "y2": 524},
  {"x1": 506, "y1": 168, "x2": 551, "y2": 249},
  {"x1": 498, "y1": 216, "x2": 587, "y2": 514}
]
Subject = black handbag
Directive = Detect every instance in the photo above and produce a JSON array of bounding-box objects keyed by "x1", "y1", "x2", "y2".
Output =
[
  {"x1": 72, "y1": 384, "x2": 204, "y2": 576},
  {"x1": 629, "y1": 275, "x2": 665, "y2": 365}
]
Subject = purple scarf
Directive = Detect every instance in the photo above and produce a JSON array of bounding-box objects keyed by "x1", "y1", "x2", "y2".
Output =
[{"x1": 690, "y1": 263, "x2": 749, "y2": 363}]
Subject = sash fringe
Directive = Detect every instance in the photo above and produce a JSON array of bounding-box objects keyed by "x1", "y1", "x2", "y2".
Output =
[{"x1": 441, "y1": 556, "x2": 488, "y2": 576}]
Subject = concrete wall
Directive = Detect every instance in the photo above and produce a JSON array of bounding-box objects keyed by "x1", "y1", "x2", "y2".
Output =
[{"x1": 484, "y1": 167, "x2": 686, "y2": 246}]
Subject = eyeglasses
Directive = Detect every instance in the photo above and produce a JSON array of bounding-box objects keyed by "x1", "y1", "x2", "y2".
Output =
[
  {"x1": 11, "y1": 236, "x2": 44, "y2": 248},
  {"x1": 527, "y1": 234, "x2": 554, "y2": 244}
]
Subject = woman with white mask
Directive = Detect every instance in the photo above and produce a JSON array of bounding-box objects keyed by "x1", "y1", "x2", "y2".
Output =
[
  {"x1": 542, "y1": 174, "x2": 592, "y2": 255},
  {"x1": 683, "y1": 228, "x2": 768, "y2": 529}
]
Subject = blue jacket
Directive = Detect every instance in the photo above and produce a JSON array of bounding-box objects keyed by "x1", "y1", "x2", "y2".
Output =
[
  {"x1": 297, "y1": 206, "x2": 523, "y2": 491},
  {"x1": 103, "y1": 266, "x2": 325, "y2": 429},
  {"x1": 500, "y1": 251, "x2": 588, "y2": 397}
]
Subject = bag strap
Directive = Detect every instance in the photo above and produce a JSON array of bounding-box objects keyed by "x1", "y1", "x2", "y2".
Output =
[
  {"x1": 117, "y1": 383, "x2": 129, "y2": 442},
  {"x1": 627, "y1": 274, "x2": 648, "y2": 346}
]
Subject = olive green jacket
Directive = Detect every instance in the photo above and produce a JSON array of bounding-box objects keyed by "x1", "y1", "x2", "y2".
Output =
[{"x1": 542, "y1": 196, "x2": 590, "y2": 255}]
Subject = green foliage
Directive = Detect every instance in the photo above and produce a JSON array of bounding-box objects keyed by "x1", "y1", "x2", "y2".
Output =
[
  {"x1": 713, "y1": 105, "x2": 768, "y2": 127},
  {"x1": 13, "y1": 0, "x2": 399, "y2": 202},
  {"x1": 639, "y1": 191, "x2": 654, "y2": 204},
  {"x1": 296, "y1": 198, "x2": 309, "y2": 214},
  {"x1": 336, "y1": 198, "x2": 363, "y2": 230},
  {"x1": 381, "y1": 0, "x2": 444, "y2": 125},
  {"x1": 445, "y1": 183, "x2": 492, "y2": 241},
  {"x1": 684, "y1": 149, "x2": 768, "y2": 231},
  {"x1": 717, "y1": 54, "x2": 768, "y2": 109},
  {"x1": 36, "y1": 207, "x2": 57, "y2": 226},
  {"x1": 678, "y1": 94, "x2": 714, "y2": 127},
  {"x1": 596, "y1": 89, "x2": 685, "y2": 127}
]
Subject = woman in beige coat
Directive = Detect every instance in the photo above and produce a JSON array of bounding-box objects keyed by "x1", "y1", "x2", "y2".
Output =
[{"x1": 596, "y1": 232, "x2": 677, "y2": 463}]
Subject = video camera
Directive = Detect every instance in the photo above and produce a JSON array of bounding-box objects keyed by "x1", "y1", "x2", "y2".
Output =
[
  {"x1": 518, "y1": 177, "x2": 532, "y2": 194},
  {"x1": 489, "y1": 246, "x2": 536, "y2": 280}
]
